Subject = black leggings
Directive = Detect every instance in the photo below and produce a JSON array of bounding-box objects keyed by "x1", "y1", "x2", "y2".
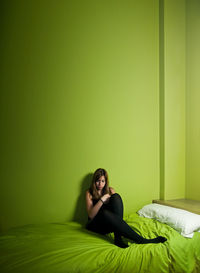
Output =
[{"x1": 86, "y1": 193, "x2": 161, "y2": 244}]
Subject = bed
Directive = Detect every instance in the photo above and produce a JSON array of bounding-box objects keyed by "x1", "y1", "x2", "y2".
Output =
[{"x1": 1, "y1": 210, "x2": 200, "y2": 273}]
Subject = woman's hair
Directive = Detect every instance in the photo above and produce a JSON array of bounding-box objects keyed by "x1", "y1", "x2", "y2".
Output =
[{"x1": 89, "y1": 168, "x2": 110, "y2": 200}]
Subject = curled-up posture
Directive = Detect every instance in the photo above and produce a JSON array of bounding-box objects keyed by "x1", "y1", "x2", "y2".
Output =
[{"x1": 85, "y1": 168, "x2": 167, "y2": 248}]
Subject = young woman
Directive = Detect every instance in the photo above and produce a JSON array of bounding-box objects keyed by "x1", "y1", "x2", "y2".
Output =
[{"x1": 85, "y1": 168, "x2": 167, "y2": 248}]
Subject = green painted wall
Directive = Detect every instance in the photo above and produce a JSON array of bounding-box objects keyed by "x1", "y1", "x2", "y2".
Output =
[
  {"x1": 186, "y1": 0, "x2": 200, "y2": 200},
  {"x1": 160, "y1": 0, "x2": 186, "y2": 200},
  {"x1": 0, "y1": 0, "x2": 160, "y2": 231}
]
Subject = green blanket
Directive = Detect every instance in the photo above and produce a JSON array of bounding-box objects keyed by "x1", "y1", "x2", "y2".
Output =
[{"x1": 0, "y1": 213, "x2": 200, "y2": 273}]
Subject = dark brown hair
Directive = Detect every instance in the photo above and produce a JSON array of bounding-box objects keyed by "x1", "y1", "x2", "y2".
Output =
[{"x1": 89, "y1": 168, "x2": 110, "y2": 200}]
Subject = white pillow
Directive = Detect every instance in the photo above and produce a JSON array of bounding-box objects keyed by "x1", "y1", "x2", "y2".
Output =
[{"x1": 137, "y1": 203, "x2": 200, "y2": 238}]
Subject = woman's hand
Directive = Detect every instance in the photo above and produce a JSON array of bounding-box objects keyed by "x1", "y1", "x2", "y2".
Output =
[{"x1": 101, "y1": 194, "x2": 111, "y2": 204}]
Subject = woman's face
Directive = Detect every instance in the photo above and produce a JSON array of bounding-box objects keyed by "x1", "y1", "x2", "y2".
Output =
[{"x1": 95, "y1": 175, "x2": 106, "y2": 191}]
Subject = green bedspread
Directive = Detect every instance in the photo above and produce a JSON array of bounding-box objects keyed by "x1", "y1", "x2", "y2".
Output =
[{"x1": 0, "y1": 213, "x2": 200, "y2": 273}]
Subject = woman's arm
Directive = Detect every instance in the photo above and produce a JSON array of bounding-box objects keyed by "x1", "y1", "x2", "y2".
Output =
[{"x1": 85, "y1": 191, "x2": 110, "y2": 219}]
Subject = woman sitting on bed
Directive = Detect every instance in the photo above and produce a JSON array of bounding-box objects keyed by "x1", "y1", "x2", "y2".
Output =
[{"x1": 85, "y1": 168, "x2": 167, "y2": 248}]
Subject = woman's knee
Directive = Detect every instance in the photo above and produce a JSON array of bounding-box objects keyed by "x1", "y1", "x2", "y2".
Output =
[{"x1": 110, "y1": 193, "x2": 122, "y2": 201}]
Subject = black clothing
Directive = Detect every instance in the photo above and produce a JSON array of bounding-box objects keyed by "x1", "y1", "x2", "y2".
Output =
[{"x1": 86, "y1": 193, "x2": 167, "y2": 245}]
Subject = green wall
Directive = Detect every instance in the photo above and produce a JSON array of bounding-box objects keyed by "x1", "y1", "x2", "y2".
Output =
[
  {"x1": 1, "y1": 0, "x2": 195, "y2": 232},
  {"x1": 0, "y1": 0, "x2": 160, "y2": 231},
  {"x1": 160, "y1": 0, "x2": 185, "y2": 200},
  {"x1": 186, "y1": 0, "x2": 200, "y2": 200}
]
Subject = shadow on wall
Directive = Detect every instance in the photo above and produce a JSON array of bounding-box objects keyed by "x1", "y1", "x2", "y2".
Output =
[{"x1": 72, "y1": 172, "x2": 93, "y2": 226}]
